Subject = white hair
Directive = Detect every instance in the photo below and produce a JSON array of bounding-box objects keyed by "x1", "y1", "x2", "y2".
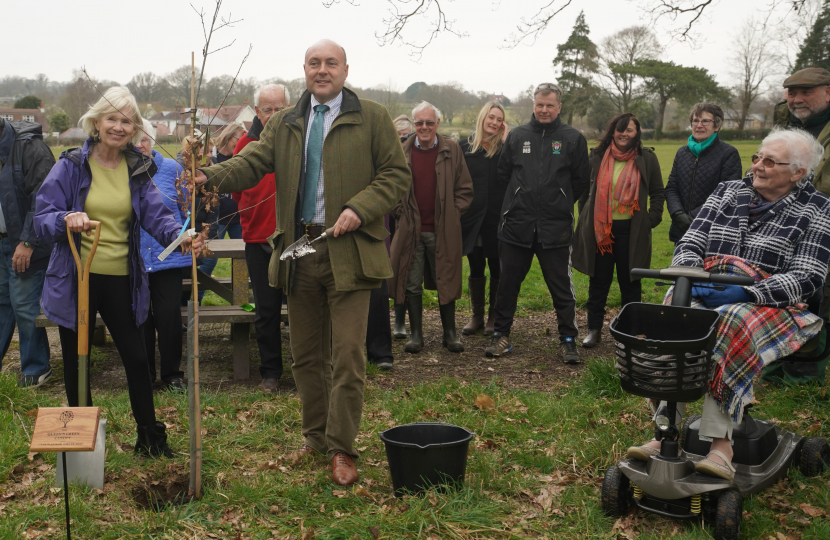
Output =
[
  {"x1": 254, "y1": 84, "x2": 290, "y2": 107},
  {"x1": 141, "y1": 119, "x2": 156, "y2": 145},
  {"x1": 761, "y1": 126, "x2": 825, "y2": 181},
  {"x1": 79, "y1": 86, "x2": 144, "y2": 145},
  {"x1": 393, "y1": 115, "x2": 414, "y2": 134},
  {"x1": 412, "y1": 101, "x2": 442, "y2": 121}
]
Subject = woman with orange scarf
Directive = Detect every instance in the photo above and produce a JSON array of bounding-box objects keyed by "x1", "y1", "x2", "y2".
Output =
[{"x1": 573, "y1": 113, "x2": 665, "y2": 348}]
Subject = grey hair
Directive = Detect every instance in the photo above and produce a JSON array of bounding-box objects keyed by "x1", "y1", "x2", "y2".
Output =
[
  {"x1": 393, "y1": 115, "x2": 414, "y2": 134},
  {"x1": 412, "y1": 101, "x2": 442, "y2": 121},
  {"x1": 533, "y1": 82, "x2": 562, "y2": 103},
  {"x1": 761, "y1": 126, "x2": 825, "y2": 184},
  {"x1": 688, "y1": 102, "x2": 725, "y2": 130},
  {"x1": 254, "y1": 84, "x2": 291, "y2": 106},
  {"x1": 141, "y1": 119, "x2": 156, "y2": 145}
]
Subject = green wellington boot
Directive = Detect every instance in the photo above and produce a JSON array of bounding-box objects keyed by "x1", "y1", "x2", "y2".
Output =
[
  {"x1": 404, "y1": 295, "x2": 424, "y2": 353},
  {"x1": 440, "y1": 301, "x2": 464, "y2": 353}
]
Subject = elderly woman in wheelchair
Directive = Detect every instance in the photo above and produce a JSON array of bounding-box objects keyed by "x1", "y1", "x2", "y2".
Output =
[{"x1": 625, "y1": 127, "x2": 830, "y2": 481}]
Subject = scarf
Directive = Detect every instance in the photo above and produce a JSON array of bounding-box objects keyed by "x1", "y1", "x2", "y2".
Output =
[
  {"x1": 594, "y1": 143, "x2": 640, "y2": 254},
  {"x1": 687, "y1": 132, "x2": 717, "y2": 158}
]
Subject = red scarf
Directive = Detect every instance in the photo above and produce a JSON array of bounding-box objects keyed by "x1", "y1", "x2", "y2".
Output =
[{"x1": 594, "y1": 143, "x2": 640, "y2": 254}]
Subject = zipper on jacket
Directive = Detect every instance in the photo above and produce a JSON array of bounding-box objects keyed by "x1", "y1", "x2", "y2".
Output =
[
  {"x1": 501, "y1": 186, "x2": 521, "y2": 231},
  {"x1": 686, "y1": 156, "x2": 700, "y2": 212}
]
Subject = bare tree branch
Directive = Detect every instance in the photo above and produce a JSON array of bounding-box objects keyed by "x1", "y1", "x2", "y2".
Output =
[{"x1": 504, "y1": 0, "x2": 573, "y2": 48}]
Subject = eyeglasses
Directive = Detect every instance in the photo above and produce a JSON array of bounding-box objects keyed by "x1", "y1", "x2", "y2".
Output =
[
  {"x1": 259, "y1": 106, "x2": 286, "y2": 115},
  {"x1": 691, "y1": 119, "x2": 713, "y2": 126},
  {"x1": 535, "y1": 83, "x2": 561, "y2": 93},
  {"x1": 414, "y1": 120, "x2": 437, "y2": 127},
  {"x1": 751, "y1": 154, "x2": 791, "y2": 168},
  {"x1": 138, "y1": 137, "x2": 151, "y2": 145}
]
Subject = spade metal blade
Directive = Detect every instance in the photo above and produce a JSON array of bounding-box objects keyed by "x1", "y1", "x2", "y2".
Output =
[{"x1": 280, "y1": 227, "x2": 334, "y2": 261}]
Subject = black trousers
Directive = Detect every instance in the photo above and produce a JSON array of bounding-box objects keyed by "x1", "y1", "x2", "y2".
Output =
[
  {"x1": 58, "y1": 273, "x2": 156, "y2": 427},
  {"x1": 245, "y1": 243, "x2": 284, "y2": 379},
  {"x1": 467, "y1": 245, "x2": 501, "y2": 281},
  {"x1": 142, "y1": 268, "x2": 185, "y2": 383},
  {"x1": 493, "y1": 237, "x2": 578, "y2": 339},
  {"x1": 586, "y1": 220, "x2": 641, "y2": 330},
  {"x1": 366, "y1": 279, "x2": 393, "y2": 364}
]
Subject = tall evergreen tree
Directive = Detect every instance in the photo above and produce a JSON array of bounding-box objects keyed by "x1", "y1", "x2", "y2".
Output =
[
  {"x1": 553, "y1": 11, "x2": 599, "y2": 125},
  {"x1": 795, "y1": 0, "x2": 830, "y2": 71},
  {"x1": 632, "y1": 60, "x2": 725, "y2": 135}
]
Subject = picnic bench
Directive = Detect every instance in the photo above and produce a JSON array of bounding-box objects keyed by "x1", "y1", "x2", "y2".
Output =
[{"x1": 36, "y1": 239, "x2": 264, "y2": 380}]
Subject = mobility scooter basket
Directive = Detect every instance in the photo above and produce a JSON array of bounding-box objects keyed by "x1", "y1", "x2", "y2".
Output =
[{"x1": 610, "y1": 303, "x2": 721, "y2": 402}]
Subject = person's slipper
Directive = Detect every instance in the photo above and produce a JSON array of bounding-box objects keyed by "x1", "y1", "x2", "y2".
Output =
[
  {"x1": 626, "y1": 444, "x2": 660, "y2": 461},
  {"x1": 694, "y1": 449, "x2": 736, "y2": 481}
]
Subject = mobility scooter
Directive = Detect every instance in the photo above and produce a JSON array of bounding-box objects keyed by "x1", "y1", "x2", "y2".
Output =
[{"x1": 601, "y1": 265, "x2": 830, "y2": 540}]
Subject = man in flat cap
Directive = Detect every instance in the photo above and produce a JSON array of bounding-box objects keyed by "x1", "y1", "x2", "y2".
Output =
[
  {"x1": 774, "y1": 67, "x2": 830, "y2": 194},
  {"x1": 769, "y1": 67, "x2": 830, "y2": 385}
]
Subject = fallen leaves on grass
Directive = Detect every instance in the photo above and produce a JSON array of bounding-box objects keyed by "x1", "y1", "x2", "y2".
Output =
[
  {"x1": 799, "y1": 502, "x2": 825, "y2": 517},
  {"x1": 474, "y1": 394, "x2": 495, "y2": 411}
]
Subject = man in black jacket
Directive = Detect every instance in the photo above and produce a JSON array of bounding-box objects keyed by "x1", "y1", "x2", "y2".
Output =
[
  {"x1": 485, "y1": 83, "x2": 590, "y2": 364},
  {"x1": 0, "y1": 119, "x2": 56, "y2": 387}
]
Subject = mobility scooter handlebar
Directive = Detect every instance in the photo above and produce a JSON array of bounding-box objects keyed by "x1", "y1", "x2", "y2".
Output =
[{"x1": 630, "y1": 266, "x2": 755, "y2": 287}]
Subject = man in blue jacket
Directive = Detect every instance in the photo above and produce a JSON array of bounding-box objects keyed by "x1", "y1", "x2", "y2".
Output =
[
  {"x1": 0, "y1": 118, "x2": 56, "y2": 387},
  {"x1": 485, "y1": 83, "x2": 590, "y2": 364}
]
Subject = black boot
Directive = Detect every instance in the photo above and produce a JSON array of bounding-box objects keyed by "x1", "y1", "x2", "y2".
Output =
[
  {"x1": 440, "y1": 301, "x2": 464, "y2": 353},
  {"x1": 462, "y1": 277, "x2": 486, "y2": 335},
  {"x1": 484, "y1": 278, "x2": 499, "y2": 336},
  {"x1": 135, "y1": 421, "x2": 175, "y2": 458},
  {"x1": 404, "y1": 295, "x2": 424, "y2": 353},
  {"x1": 393, "y1": 301, "x2": 408, "y2": 340}
]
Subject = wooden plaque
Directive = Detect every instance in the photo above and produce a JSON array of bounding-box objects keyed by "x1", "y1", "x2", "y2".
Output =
[{"x1": 29, "y1": 407, "x2": 101, "y2": 452}]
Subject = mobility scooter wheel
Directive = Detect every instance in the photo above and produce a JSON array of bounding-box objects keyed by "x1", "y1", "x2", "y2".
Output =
[
  {"x1": 713, "y1": 490, "x2": 742, "y2": 540},
  {"x1": 601, "y1": 465, "x2": 631, "y2": 517},
  {"x1": 681, "y1": 414, "x2": 701, "y2": 449},
  {"x1": 799, "y1": 437, "x2": 830, "y2": 477}
]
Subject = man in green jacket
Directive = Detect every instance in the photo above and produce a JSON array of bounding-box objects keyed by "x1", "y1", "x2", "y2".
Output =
[
  {"x1": 195, "y1": 39, "x2": 411, "y2": 486},
  {"x1": 773, "y1": 67, "x2": 830, "y2": 196}
]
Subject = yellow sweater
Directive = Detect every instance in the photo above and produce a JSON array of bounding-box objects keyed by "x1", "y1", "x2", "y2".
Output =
[{"x1": 82, "y1": 157, "x2": 132, "y2": 275}]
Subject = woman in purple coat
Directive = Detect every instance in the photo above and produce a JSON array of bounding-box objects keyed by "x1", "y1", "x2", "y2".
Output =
[{"x1": 35, "y1": 87, "x2": 201, "y2": 458}]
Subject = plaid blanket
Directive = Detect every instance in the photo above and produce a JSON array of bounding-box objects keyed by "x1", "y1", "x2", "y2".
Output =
[{"x1": 666, "y1": 255, "x2": 823, "y2": 422}]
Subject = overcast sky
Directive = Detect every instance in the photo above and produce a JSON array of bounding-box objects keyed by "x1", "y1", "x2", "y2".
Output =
[{"x1": 4, "y1": 0, "x2": 803, "y2": 99}]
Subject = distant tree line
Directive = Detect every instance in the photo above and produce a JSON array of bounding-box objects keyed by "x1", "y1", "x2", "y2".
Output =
[{"x1": 5, "y1": 2, "x2": 830, "y2": 137}]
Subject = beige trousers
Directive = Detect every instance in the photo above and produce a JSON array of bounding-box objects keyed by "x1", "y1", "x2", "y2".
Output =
[
  {"x1": 656, "y1": 394, "x2": 736, "y2": 440},
  {"x1": 287, "y1": 240, "x2": 371, "y2": 460}
]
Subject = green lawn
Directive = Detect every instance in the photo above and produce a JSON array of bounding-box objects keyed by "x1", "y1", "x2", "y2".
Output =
[{"x1": 3, "y1": 360, "x2": 830, "y2": 538}]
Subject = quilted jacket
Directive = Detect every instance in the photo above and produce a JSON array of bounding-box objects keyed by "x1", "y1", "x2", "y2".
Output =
[
  {"x1": 664, "y1": 136, "x2": 743, "y2": 243},
  {"x1": 673, "y1": 174, "x2": 830, "y2": 308}
]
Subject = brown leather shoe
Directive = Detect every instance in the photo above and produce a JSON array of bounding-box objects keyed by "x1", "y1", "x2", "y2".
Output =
[
  {"x1": 258, "y1": 377, "x2": 280, "y2": 394},
  {"x1": 289, "y1": 444, "x2": 319, "y2": 464},
  {"x1": 331, "y1": 452, "x2": 358, "y2": 486}
]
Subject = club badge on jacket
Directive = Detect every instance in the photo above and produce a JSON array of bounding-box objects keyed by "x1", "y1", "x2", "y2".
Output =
[
  {"x1": 552, "y1": 141, "x2": 562, "y2": 155},
  {"x1": 523, "y1": 141, "x2": 531, "y2": 154}
]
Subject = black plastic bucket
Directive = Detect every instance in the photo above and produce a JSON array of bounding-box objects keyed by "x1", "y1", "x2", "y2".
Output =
[{"x1": 379, "y1": 422, "x2": 475, "y2": 496}]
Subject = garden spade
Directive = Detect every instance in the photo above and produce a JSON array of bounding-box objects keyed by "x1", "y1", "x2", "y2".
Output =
[
  {"x1": 280, "y1": 227, "x2": 335, "y2": 261},
  {"x1": 56, "y1": 220, "x2": 107, "y2": 490}
]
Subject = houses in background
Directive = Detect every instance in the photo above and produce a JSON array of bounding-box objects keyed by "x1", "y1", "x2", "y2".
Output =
[
  {"x1": 0, "y1": 107, "x2": 50, "y2": 133},
  {"x1": 173, "y1": 104, "x2": 255, "y2": 137},
  {"x1": 723, "y1": 113, "x2": 769, "y2": 130}
]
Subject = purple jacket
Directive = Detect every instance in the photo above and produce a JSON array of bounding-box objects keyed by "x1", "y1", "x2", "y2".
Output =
[{"x1": 35, "y1": 138, "x2": 182, "y2": 329}]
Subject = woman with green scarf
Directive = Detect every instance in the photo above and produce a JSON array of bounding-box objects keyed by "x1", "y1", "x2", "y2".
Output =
[{"x1": 664, "y1": 103, "x2": 743, "y2": 244}]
